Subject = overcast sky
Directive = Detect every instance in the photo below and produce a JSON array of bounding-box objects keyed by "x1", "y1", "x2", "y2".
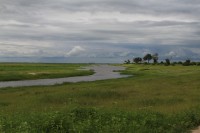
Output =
[{"x1": 0, "y1": 0, "x2": 200, "y2": 63}]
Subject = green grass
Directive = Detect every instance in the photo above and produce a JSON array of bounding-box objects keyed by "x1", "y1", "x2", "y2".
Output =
[
  {"x1": 0, "y1": 64, "x2": 200, "y2": 132},
  {"x1": 0, "y1": 63, "x2": 94, "y2": 81}
]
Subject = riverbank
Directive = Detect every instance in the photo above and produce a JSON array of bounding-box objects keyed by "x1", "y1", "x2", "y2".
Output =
[{"x1": 0, "y1": 65, "x2": 129, "y2": 88}]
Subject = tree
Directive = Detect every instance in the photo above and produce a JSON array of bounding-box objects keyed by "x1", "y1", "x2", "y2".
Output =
[
  {"x1": 143, "y1": 54, "x2": 152, "y2": 63},
  {"x1": 165, "y1": 58, "x2": 170, "y2": 65},
  {"x1": 133, "y1": 57, "x2": 142, "y2": 64},
  {"x1": 124, "y1": 59, "x2": 131, "y2": 64},
  {"x1": 152, "y1": 53, "x2": 159, "y2": 63},
  {"x1": 183, "y1": 59, "x2": 191, "y2": 66}
]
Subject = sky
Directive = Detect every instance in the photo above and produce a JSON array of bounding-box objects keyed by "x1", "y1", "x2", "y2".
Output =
[{"x1": 0, "y1": 0, "x2": 200, "y2": 63}]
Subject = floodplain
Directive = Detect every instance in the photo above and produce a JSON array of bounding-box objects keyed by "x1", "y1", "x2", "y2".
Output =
[{"x1": 0, "y1": 63, "x2": 200, "y2": 133}]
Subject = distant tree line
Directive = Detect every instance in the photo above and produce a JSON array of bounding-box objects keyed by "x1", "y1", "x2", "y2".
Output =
[{"x1": 124, "y1": 53, "x2": 200, "y2": 66}]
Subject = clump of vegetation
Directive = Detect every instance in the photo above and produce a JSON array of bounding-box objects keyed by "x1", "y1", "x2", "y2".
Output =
[
  {"x1": 125, "y1": 53, "x2": 200, "y2": 67},
  {"x1": 143, "y1": 54, "x2": 152, "y2": 63},
  {"x1": 1, "y1": 107, "x2": 200, "y2": 133},
  {"x1": 152, "y1": 53, "x2": 159, "y2": 64},
  {"x1": 182, "y1": 59, "x2": 200, "y2": 66},
  {"x1": 124, "y1": 59, "x2": 131, "y2": 64},
  {"x1": 133, "y1": 57, "x2": 142, "y2": 64},
  {"x1": 165, "y1": 59, "x2": 171, "y2": 66},
  {"x1": 178, "y1": 61, "x2": 183, "y2": 64},
  {"x1": 183, "y1": 59, "x2": 191, "y2": 66},
  {"x1": 160, "y1": 61, "x2": 164, "y2": 64},
  {"x1": 0, "y1": 63, "x2": 94, "y2": 81}
]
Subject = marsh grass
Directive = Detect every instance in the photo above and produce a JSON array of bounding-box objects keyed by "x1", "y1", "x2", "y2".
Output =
[
  {"x1": 137, "y1": 97, "x2": 185, "y2": 107},
  {"x1": 0, "y1": 63, "x2": 93, "y2": 81},
  {"x1": 0, "y1": 64, "x2": 200, "y2": 132},
  {"x1": 1, "y1": 107, "x2": 200, "y2": 133}
]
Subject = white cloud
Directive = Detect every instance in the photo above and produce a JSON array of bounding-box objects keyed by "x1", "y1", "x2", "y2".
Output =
[
  {"x1": 167, "y1": 51, "x2": 177, "y2": 57},
  {"x1": 142, "y1": 49, "x2": 152, "y2": 56},
  {"x1": 66, "y1": 46, "x2": 85, "y2": 57}
]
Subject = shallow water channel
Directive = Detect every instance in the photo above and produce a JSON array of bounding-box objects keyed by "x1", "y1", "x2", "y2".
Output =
[{"x1": 0, "y1": 65, "x2": 130, "y2": 88}]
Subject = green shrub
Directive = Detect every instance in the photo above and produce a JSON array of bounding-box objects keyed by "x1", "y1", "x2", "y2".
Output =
[
  {"x1": 190, "y1": 62, "x2": 197, "y2": 66},
  {"x1": 178, "y1": 61, "x2": 183, "y2": 64},
  {"x1": 183, "y1": 59, "x2": 191, "y2": 66},
  {"x1": 1, "y1": 107, "x2": 200, "y2": 133}
]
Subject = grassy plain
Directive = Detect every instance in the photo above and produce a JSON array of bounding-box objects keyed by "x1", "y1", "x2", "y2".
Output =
[
  {"x1": 0, "y1": 63, "x2": 93, "y2": 81},
  {"x1": 0, "y1": 64, "x2": 200, "y2": 132}
]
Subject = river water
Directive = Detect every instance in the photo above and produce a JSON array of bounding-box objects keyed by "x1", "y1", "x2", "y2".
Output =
[{"x1": 0, "y1": 65, "x2": 130, "y2": 88}]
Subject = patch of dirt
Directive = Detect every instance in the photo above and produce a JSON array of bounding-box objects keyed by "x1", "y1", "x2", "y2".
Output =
[
  {"x1": 28, "y1": 73, "x2": 37, "y2": 75},
  {"x1": 192, "y1": 126, "x2": 200, "y2": 133}
]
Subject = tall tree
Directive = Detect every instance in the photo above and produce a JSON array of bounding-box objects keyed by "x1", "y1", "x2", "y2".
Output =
[
  {"x1": 152, "y1": 53, "x2": 159, "y2": 63},
  {"x1": 165, "y1": 58, "x2": 170, "y2": 65},
  {"x1": 133, "y1": 57, "x2": 142, "y2": 64},
  {"x1": 124, "y1": 59, "x2": 131, "y2": 64},
  {"x1": 143, "y1": 54, "x2": 152, "y2": 63}
]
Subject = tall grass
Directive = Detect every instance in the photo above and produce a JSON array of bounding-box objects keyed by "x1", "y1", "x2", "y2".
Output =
[
  {"x1": 0, "y1": 63, "x2": 93, "y2": 81},
  {"x1": 1, "y1": 107, "x2": 200, "y2": 133},
  {"x1": 0, "y1": 64, "x2": 200, "y2": 132}
]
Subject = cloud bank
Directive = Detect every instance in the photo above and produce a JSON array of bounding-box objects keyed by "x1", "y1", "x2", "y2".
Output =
[{"x1": 0, "y1": 0, "x2": 200, "y2": 63}]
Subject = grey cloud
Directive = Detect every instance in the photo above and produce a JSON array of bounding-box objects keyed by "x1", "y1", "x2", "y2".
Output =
[
  {"x1": 0, "y1": 0, "x2": 200, "y2": 62},
  {"x1": 1, "y1": 0, "x2": 199, "y2": 19}
]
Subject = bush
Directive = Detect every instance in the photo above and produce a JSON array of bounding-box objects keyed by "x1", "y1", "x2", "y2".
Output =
[
  {"x1": 178, "y1": 61, "x2": 183, "y2": 64},
  {"x1": 165, "y1": 59, "x2": 170, "y2": 66},
  {"x1": 1, "y1": 107, "x2": 200, "y2": 133},
  {"x1": 124, "y1": 60, "x2": 131, "y2": 64},
  {"x1": 160, "y1": 61, "x2": 164, "y2": 65},
  {"x1": 171, "y1": 62, "x2": 176, "y2": 66},
  {"x1": 190, "y1": 62, "x2": 197, "y2": 66},
  {"x1": 183, "y1": 59, "x2": 191, "y2": 66}
]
